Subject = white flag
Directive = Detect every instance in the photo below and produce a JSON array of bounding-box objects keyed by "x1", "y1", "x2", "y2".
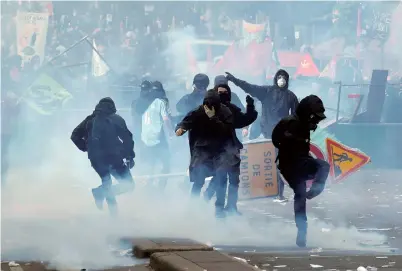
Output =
[{"x1": 91, "y1": 40, "x2": 109, "y2": 77}]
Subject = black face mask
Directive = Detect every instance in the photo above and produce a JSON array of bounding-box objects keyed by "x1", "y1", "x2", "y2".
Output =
[{"x1": 219, "y1": 92, "x2": 230, "y2": 104}]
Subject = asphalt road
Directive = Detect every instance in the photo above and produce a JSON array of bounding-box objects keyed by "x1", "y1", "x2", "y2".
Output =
[{"x1": 1, "y1": 169, "x2": 401, "y2": 270}]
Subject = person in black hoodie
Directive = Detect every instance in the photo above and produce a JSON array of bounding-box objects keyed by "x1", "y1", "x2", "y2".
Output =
[
  {"x1": 225, "y1": 69, "x2": 299, "y2": 201},
  {"x1": 214, "y1": 75, "x2": 245, "y2": 111},
  {"x1": 272, "y1": 95, "x2": 330, "y2": 248},
  {"x1": 204, "y1": 84, "x2": 258, "y2": 214},
  {"x1": 176, "y1": 73, "x2": 210, "y2": 115},
  {"x1": 176, "y1": 89, "x2": 234, "y2": 217},
  {"x1": 71, "y1": 97, "x2": 135, "y2": 215}
]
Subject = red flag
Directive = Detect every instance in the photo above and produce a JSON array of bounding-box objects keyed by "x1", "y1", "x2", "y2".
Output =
[{"x1": 294, "y1": 53, "x2": 320, "y2": 77}]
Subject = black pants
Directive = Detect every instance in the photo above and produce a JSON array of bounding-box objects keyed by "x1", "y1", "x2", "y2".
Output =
[
  {"x1": 281, "y1": 157, "x2": 330, "y2": 231},
  {"x1": 91, "y1": 157, "x2": 135, "y2": 206},
  {"x1": 190, "y1": 163, "x2": 214, "y2": 197},
  {"x1": 205, "y1": 166, "x2": 240, "y2": 210}
]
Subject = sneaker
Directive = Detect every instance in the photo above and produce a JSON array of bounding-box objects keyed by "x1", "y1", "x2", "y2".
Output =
[
  {"x1": 296, "y1": 230, "x2": 307, "y2": 248},
  {"x1": 224, "y1": 207, "x2": 242, "y2": 216},
  {"x1": 215, "y1": 207, "x2": 226, "y2": 219},
  {"x1": 92, "y1": 187, "x2": 105, "y2": 210},
  {"x1": 273, "y1": 196, "x2": 288, "y2": 203}
]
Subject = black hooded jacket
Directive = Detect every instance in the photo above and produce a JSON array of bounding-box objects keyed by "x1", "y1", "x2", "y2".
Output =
[
  {"x1": 231, "y1": 69, "x2": 299, "y2": 138},
  {"x1": 71, "y1": 97, "x2": 135, "y2": 161},
  {"x1": 215, "y1": 84, "x2": 258, "y2": 149},
  {"x1": 176, "y1": 90, "x2": 234, "y2": 169},
  {"x1": 272, "y1": 95, "x2": 325, "y2": 169},
  {"x1": 214, "y1": 75, "x2": 245, "y2": 111}
]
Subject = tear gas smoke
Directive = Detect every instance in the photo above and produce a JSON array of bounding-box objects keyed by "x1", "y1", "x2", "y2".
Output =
[
  {"x1": 2, "y1": 5, "x2": 401, "y2": 269},
  {"x1": 2, "y1": 107, "x2": 394, "y2": 269}
]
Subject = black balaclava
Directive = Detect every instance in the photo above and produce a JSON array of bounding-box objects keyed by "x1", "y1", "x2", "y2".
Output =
[
  {"x1": 214, "y1": 84, "x2": 231, "y2": 104},
  {"x1": 151, "y1": 80, "x2": 168, "y2": 101},
  {"x1": 296, "y1": 95, "x2": 327, "y2": 131},
  {"x1": 203, "y1": 89, "x2": 221, "y2": 112},
  {"x1": 140, "y1": 80, "x2": 152, "y2": 98}
]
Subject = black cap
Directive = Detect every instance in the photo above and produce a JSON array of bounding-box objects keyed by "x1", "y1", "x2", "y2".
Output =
[
  {"x1": 193, "y1": 73, "x2": 210, "y2": 89},
  {"x1": 307, "y1": 95, "x2": 326, "y2": 119},
  {"x1": 214, "y1": 75, "x2": 228, "y2": 86}
]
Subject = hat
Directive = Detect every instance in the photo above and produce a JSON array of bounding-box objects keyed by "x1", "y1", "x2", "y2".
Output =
[
  {"x1": 307, "y1": 95, "x2": 326, "y2": 119},
  {"x1": 193, "y1": 73, "x2": 210, "y2": 89},
  {"x1": 214, "y1": 75, "x2": 228, "y2": 86}
]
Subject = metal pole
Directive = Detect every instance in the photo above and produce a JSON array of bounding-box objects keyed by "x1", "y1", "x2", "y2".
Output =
[
  {"x1": 335, "y1": 81, "x2": 342, "y2": 122},
  {"x1": 47, "y1": 35, "x2": 89, "y2": 65},
  {"x1": 84, "y1": 38, "x2": 116, "y2": 75}
]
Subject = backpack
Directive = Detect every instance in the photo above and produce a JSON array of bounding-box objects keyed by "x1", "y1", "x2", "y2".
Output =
[{"x1": 87, "y1": 114, "x2": 120, "y2": 154}]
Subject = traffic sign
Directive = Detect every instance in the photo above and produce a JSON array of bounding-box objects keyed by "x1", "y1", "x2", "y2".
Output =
[
  {"x1": 326, "y1": 138, "x2": 371, "y2": 183},
  {"x1": 306, "y1": 143, "x2": 326, "y2": 188}
]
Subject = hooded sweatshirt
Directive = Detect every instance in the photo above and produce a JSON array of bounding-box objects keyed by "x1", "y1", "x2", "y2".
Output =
[
  {"x1": 230, "y1": 69, "x2": 299, "y2": 138},
  {"x1": 71, "y1": 97, "x2": 134, "y2": 160},
  {"x1": 272, "y1": 95, "x2": 326, "y2": 168},
  {"x1": 214, "y1": 75, "x2": 245, "y2": 111}
]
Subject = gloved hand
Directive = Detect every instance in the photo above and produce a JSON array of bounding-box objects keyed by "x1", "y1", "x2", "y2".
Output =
[
  {"x1": 225, "y1": 72, "x2": 236, "y2": 82},
  {"x1": 246, "y1": 95, "x2": 254, "y2": 106},
  {"x1": 125, "y1": 158, "x2": 135, "y2": 169}
]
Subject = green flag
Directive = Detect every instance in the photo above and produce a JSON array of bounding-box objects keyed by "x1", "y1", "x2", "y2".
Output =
[{"x1": 22, "y1": 73, "x2": 72, "y2": 115}]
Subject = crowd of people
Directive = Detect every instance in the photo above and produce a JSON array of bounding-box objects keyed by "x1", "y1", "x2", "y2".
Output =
[{"x1": 69, "y1": 70, "x2": 329, "y2": 248}]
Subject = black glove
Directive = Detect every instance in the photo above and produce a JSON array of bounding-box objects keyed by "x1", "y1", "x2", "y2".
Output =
[
  {"x1": 125, "y1": 158, "x2": 135, "y2": 169},
  {"x1": 246, "y1": 95, "x2": 254, "y2": 106},
  {"x1": 225, "y1": 72, "x2": 236, "y2": 82}
]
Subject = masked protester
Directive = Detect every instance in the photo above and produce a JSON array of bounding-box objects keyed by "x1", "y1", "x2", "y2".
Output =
[
  {"x1": 225, "y1": 69, "x2": 299, "y2": 202},
  {"x1": 272, "y1": 95, "x2": 330, "y2": 248},
  {"x1": 176, "y1": 73, "x2": 210, "y2": 115},
  {"x1": 141, "y1": 81, "x2": 173, "y2": 190},
  {"x1": 204, "y1": 84, "x2": 258, "y2": 215},
  {"x1": 71, "y1": 97, "x2": 135, "y2": 215},
  {"x1": 214, "y1": 75, "x2": 249, "y2": 138},
  {"x1": 131, "y1": 80, "x2": 152, "y2": 150},
  {"x1": 176, "y1": 89, "x2": 234, "y2": 217}
]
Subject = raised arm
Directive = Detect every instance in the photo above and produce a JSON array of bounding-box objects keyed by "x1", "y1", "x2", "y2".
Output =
[{"x1": 225, "y1": 72, "x2": 269, "y2": 102}]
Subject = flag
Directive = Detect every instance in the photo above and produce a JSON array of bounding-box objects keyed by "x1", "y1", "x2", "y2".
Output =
[
  {"x1": 22, "y1": 73, "x2": 72, "y2": 115},
  {"x1": 92, "y1": 40, "x2": 110, "y2": 77},
  {"x1": 319, "y1": 56, "x2": 337, "y2": 80},
  {"x1": 294, "y1": 53, "x2": 320, "y2": 77},
  {"x1": 242, "y1": 20, "x2": 266, "y2": 47}
]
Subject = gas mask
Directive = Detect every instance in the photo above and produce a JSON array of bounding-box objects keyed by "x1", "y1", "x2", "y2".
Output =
[{"x1": 277, "y1": 78, "x2": 286, "y2": 88}]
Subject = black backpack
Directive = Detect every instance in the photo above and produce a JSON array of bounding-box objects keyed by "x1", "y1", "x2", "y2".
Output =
[{"x1": 87, "y1": 114, "x2": 120, "y2": 154}]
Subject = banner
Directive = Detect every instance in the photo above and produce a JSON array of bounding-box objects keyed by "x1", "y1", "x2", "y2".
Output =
[
  {"x1": 22, "y1": 73, "x2": 72, "y2": 115},
  {"x1": 92, "y1": 40, "x2": 110, "y2": 77},
  {"x1": 16, "y1": 12, "x2": 49, "y2": 65},
  {"x1": 242, "y1": 20, "x2": 266, "y2": 47}
]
